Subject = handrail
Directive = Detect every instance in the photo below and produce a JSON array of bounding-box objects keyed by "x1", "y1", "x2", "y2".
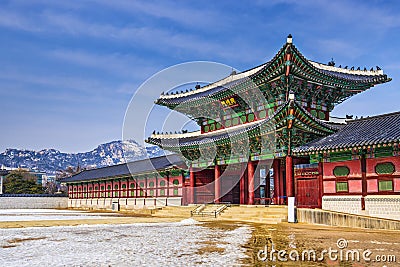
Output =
[
  {"x1": 191, "y1": 204, "x2": 228, "y2": 218},
  {"x1": 190, "y1": 204, "x2": 205, "y2": 216},
  {"x1": 214, "y1": 205, "x2": 228, "y2": 217}
]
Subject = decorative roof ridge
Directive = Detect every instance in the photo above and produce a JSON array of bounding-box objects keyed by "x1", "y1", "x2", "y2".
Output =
[
  {"x1": 308, "y1": 60, "x2": 384, "y2": 76},
  {"x1": 158, "y1": 64, "x2": 266, "y2": 100},
  {"x1": 346, "y1": 110, "x2": 400, "y2": 123},
  {"x1": 151, "y1": 130, "x2": 202, "y2": 139},
  {"x1": 290, "y1": 44, "x2": 390, "y2": 85}
]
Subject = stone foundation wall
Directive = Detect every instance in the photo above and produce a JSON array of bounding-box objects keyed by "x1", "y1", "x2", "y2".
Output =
[
  {"x1": 365, "y1": 195, "x2": 400, "y2": 221},
  {"x1": 68, "y1": 197, "x2": 182, "y2": 210},
  {"x1": 0, "y1": 197, "x2": 68, "y2": 209},
  {"x1": 297, "y1": 208, "x2": 400, "y2": 230},
  {"x1": 322, "y1": 195, "x2": 400, "y2": 221},
  {"x1": 322, "y1": 195, "x2": 362, "y2": 215}
]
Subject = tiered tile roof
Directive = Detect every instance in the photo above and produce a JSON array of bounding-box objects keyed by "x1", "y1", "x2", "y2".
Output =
[
  {"x1": 293, "y1": 112, "x2": 400, "y2": 154},
  {"x1": 61, "y1": 154, "x2": 186, "y2": 182}
]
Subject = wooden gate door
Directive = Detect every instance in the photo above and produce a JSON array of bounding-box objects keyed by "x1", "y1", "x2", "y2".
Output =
[{"x1": 296, "y1": 179, "x2": 319, "y2": 208}]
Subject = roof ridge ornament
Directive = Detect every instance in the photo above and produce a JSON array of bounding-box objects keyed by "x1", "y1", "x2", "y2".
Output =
[{"x1": 287, "y1": 34, "x2": 293, "y2": 44}]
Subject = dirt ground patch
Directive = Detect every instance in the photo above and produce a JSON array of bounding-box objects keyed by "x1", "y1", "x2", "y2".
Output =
[{"x1": 242, "y1": 222, "x2": 400, "y2": 267}]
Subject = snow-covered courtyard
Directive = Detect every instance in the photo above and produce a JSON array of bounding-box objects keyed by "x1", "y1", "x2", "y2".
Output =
[
  {"x1": 0, "y1": 214, "x2": 252, "y2": 266},
  {"x1": 0, "y1": 209, "x2": 119, "y2": 222}
]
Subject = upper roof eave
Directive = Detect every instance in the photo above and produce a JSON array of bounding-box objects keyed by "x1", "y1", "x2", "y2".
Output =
[{"x1": 155, "y1": 37, "x2": 391, "y2": 109}]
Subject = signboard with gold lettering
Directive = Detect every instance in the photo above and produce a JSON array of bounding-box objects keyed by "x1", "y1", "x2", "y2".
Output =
[
  {"x1": 294, "y1": 168, "x2": 319, "y2": 179},
  {"x1": 220, "y1": 97, "x2": 239, "y2": 108}
]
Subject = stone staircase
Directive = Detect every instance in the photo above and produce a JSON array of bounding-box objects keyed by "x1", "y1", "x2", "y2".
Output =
[
  {"x1": 217, "y1": 205, "x2": 288, "y2": 224},
  {"x1": 152, "y1": 205, "x2": 288, "y2": 224},
  {"x1": 191, "y1": 204, "x2": 228, "y2": 218}
]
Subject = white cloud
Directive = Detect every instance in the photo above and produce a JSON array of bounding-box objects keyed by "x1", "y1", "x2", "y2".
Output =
[
  {"x1": 0, "y1": 69, "x2": 115, "y2": 98},
  {"x1": 315, "y1": 39, "x2": 363, "y2": 60},
  {"x1": 40, "y1": 11, "x2": 262, "y2": 63},
  {"x1": 48, "y1": 49, "x2": 158, "y2": 80},
  {"x1": 87, "y1": 0, "x2": 229, "y2": 30},
  {"x1": 0, "y1": 9, "x2": 42, "y2": 32}
]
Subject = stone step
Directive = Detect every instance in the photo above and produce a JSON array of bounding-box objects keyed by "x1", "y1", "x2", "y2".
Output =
[
  {"x1": 223, "y1": 207, "x2": 287, "y2": 210},
  {"x1": 154, "y1": 207, "x2": 195, "y2": 217},
  {"x1": 217, "y1": 218, "x2": 286, "y2": 224},
  {"x1": 155, "y1": 205, "x2": 289, "y2": 222},
  {"x1": 221, "y1": 212, "x2": 287, "y2": 216},
  {"x1": 221, "y1": 210, "x2": 287, "y2": 214},
  {"x1": 156, "y1": 211, "x2": 192, "y2": 214},
  {"x1": 217, "y1": 205, "x2": 287, "y2": 223},
  {"x1": 220, "y1": 214, "x2": 287, "y2": 219},
  {"x1": 224, "y1": 206, "x2": 287, "y2": 210}
]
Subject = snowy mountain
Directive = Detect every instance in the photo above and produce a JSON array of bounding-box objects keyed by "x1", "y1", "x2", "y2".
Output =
[{"x1": 0, "y1": 140, "x2": 167, "y2": 174}]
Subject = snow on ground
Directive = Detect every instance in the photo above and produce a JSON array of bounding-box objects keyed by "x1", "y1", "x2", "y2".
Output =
[
  {"x1": 0, "y1": 209, "x2": 119, "y2": 221},
  {"x1": 0, "y1": 219, "x2": 252, "y2": 266}
]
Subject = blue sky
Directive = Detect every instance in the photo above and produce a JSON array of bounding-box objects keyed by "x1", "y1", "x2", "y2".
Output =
[{"x1": 1, "y1": 0, "x2": 399, "y2": 153}]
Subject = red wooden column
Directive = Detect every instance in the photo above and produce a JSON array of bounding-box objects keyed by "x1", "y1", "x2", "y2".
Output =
[
  {"x1": 179, "y1": 172, "x2": 184, "y2": 206},
  {"x1": 248, "y1": 161, "x2": 255, "y2": 205},
  {"x1": 318, "y1": 162, "x2": 323, "y2": 208},
  {"x1": 361, "y1": 154, "x2": 367, "y2": 210},
  {"x1": 135, "y1": 178, "x2": 139, "y2": 198},
  {"x1": 286, "y1": 156, "x2": 294, "y2": 197},
  {"x1": 166, "y1": 173, "x2": 170, "y2": 197},
  {"x1": 145, "y1": 177, "x2": 148, "y2": 197},
  {"x1": 91, "y1": 183, "x2": 94, "y2": 198},
  {"x1": 240, "y1": 163, "x2": 246, "y2": 204},
  {"x1": 118, "y1": 179, "x2": 122, "y2": 198},
  {"x1": 155, "y1": 175, "x2": 158, "y2": 198},
  {"x1": 126, "y1": 178, "x2": 130, "y2": 198},
  {"x1": 214, "y1": 165, "x2": 221, "y2": 203},
  {"x1": 189, "y1": 166, "x2": 195, "y2": 204}
]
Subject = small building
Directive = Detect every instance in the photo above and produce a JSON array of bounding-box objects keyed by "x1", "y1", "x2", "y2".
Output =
[
  {"x1": 30, "y1": 172, "x2": 47, "y2": 186},
  {"x1": 61, "y1": 154, "x2": 188, "y2": 209},
  {"x1": 0, "y1": 170, "x2": 10, "y2": 195},
  {"x1": 0, "y1": 167, "x2": 47, "y2": 186}
]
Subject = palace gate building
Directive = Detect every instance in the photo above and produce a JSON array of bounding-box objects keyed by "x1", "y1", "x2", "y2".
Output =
[{"x1": 63, "y1": 35, "x2": 399, "y2": 219}]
